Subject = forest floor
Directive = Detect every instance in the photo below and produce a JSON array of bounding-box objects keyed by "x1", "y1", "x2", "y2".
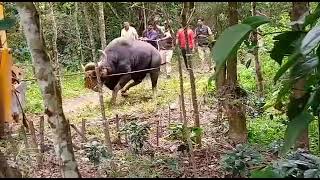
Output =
[{"x1": 2, "y1": 69, "x2": 245, "y2": 177}]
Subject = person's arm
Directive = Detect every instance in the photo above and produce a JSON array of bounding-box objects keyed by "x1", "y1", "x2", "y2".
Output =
[
  {"x1": 207, "y1": 26, "x2": 213, "y2": 36},
  {"x1": 149, "y1": 31, "x2": 158, "y2": 40},
  {"x1": 160, "y1": 32, "x2": 171, "y2": 40},
  {"x1": 189, "y1": 30, "x2": 195, "y2": 51},
  {"x1": 133, "y1": 28, "x2": 139, "y2": 39},
  {"x1": 121, "y1": 29, "x2": 124, "y2": 37},
  {"x1": 176, "y1": 31, "x2": 180, "y2": 47}
]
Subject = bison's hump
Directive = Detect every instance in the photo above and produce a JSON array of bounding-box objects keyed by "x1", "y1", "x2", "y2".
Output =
[{"x1": 106, "y1": 37, "x2": 132, "y2": 50}]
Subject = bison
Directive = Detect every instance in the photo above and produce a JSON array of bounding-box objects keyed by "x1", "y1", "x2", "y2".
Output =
[{"x1": 83, "y1": 37, "x2": 162, "y2": 105}]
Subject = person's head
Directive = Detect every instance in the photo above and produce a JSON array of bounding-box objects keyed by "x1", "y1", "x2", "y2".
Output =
[
  {"x1": 123, "y1": 22, "x2": 130, "y2": 30},
  {"x1": 197, "y1": 17, "x2": 204, "y2": 27},
  {"x1": 148, "y1": 22, "x2": 154, "y2": 30}
]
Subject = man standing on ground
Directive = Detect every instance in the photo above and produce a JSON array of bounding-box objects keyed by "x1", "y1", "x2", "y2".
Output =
[
  {"x1": 141, "y1": 22, "x2": 159, "y2": 49},
  {"x1": 176, "y1": 25, "x2": 195, "y2": 69},
  {"x1": 194, "y1": 18, "x2": 214, "y2": 72},
  {"x1": 159, "y1": 22, "x2": 174, "y2": 78},
  {"x1": 121, "y1": 21, "x2": 139, "y2": 40}
]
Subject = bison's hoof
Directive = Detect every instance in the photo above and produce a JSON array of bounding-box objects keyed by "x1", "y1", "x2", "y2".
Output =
[{"x1": 121, "y1": 91, "x2": 129, "y2": 97}]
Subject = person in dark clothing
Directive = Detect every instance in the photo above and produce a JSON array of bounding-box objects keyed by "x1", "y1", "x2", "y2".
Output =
[{"x1": 142, "y1": 23, "x2": 159, "y2": 49}]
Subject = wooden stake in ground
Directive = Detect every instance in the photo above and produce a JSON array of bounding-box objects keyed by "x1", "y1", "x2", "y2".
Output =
[
  {"x1": 28, "y1": 121, "x2": 42, "y2": 166},
  {"x1": 81, "y1": 119, "x2": 86, "y2": 143},
  {"x1": 20, "y1": 125, "x2": 29, "y2": 149},
  {"x1": 115, "y1": 114, "x2": 121, "y2": 144},
  {"x1": 156, "y1": 120, "x2": 159, "y2": 147},
  {"x1": 94, "y1": 52, "x2": 113, "y2": 154},
  {"x1": 123, "y1": 115, "x2": 128, "y2": 144},
  {"x1": 39, "y1": 116, "x2": 44, "y2": 153},
  {"x1": 70, "y1": 124, "x2": 88, "y2": 142}
]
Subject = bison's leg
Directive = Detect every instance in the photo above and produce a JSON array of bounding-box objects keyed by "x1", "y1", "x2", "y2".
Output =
[
  {"x1": 150, "y1": 70, "x2": 160, "y2": 98},
  {"x1": 121, "y1": 79, "x2": 143, "y2": 96},
  {"x1": 111, "y1": 75, "x2": 131, "y2": 105}
]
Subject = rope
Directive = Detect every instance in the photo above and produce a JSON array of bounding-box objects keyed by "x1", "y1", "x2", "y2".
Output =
[
  {"x1": 13, "y1": 88, "x2": 29, "y2": 129},
  {"x1": 20, "y1": 62, "x2": 167, "y2": 82}
]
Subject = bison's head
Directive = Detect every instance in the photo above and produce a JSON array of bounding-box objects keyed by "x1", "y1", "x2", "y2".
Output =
[{"x1": 82, "y1": 50, "x2": 112, "y2": 92}]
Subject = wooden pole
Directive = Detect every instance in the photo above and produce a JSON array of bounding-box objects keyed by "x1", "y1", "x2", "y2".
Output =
[
  {"x1": 115, "y1": 114, "x2": 121, "y2": 144},
  {"x1": 39, "y1": 116, "x2": 44, "y2": 153},
  {"x1": 81, "y1": 119, "x2": 86, "y2": 143}
]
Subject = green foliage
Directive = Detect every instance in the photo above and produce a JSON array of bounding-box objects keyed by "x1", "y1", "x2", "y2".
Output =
[
  {"x1": 248, "y1": 116, "x2": 286, "y2": 146},
  {"x1": 222, "y1": 144, "x2": 262, "y2": 178},
  {"x1": 212, "y1": 15, "x2": 269, "y2": 76},
  {"x1": 84, "y1": 140, "x2": 111, "y2": 166},
  {"x1": 166, "y1": 122, "x2": 203, "y2": 145},
  {"x1": 274, "y1": 150, "x2": 320, "y2": 178},
  {"x1": 121, "y1": 121, "x2": 151, "y2": 154},
  {"x1": 250, "y1": 166, "x2": 282, "y2": 178}
]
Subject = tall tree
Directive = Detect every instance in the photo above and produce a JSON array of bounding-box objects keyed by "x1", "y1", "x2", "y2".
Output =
[
  {"x1": 97, "y1": 2, "x2": 107, "y2": 50},
  {"x1": 226, "y1": 2, "x2": 248, "y2": 144},
  {"x1": 74, "y1": 2, "x2": 85, "y2": 65},
  {"x1": 290, "y1": 2, "x2": 309, "y2": 150},
  {"x1": 83, "y1": 3, "x2": 96, "y2": 63},
  {"x1": 251, "y1": 2, "x2": 264, "y2": 97},
  {"x1": 16, "y1": 2, "x2": 81, "y2": 177}
]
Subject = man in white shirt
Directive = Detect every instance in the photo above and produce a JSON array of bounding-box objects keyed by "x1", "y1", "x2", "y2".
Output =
[{"x1": 121, "y1": 22, "x2": 139, "y2": 40}]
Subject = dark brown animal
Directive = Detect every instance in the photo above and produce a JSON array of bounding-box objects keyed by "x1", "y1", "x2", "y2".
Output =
[{"x1": 84, "y1": 37, "x2": 162, "y2": 105}]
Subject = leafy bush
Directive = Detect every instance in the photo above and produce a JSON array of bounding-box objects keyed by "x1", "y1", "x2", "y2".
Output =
[
  {"x1": 84, "y1": 140, "x2": 111, "y2": 166},
  {"x1": 222, "y1": 144, "x2": 262, "y2": 177},
  {"x1": 248, "y1": 115, "x2": 286, "y2": 146},
  {"x1": 251, "y1": 149, "x2": 320, "y2": 178},
  {"x1": 166, "y1": 122, "x2": 203, "y2": 145},
  {"x1": 121, "y1": 121, "x2": 151, "y2": 154}
]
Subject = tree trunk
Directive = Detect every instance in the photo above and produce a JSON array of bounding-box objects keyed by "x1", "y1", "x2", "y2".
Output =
[
  {"x1": 74, "y1": 2, "x2": 85, "y2": 66},
  {"x1": 83, "y1": 3, "x2": 96, "y2": 63},
  {"x1": 290, "y1": 2, "x2": 309, "y2": 150},
  {"x1": 226, "y1": 2, "x2": 248, "y2": 144},
  {"x1": 49, "y1": 2, "x2": 62, "y2": 89},
  {"x1": 97, "y1": 2, "x2": 107, "y2": 50},
  {"x1": 16, "y1": 2, "x2": 81, "y2": 178},
  {"x1": 251, "y1": 2, "x2": 264, "y2": 98},
  {"x1": 182, "y1": 2, "x2": 201, "y2": 147},
  {"x1": 181, "y1": 2, "x2": 197, "y2": 177},
  {"x1": 142, "y1": 2, "x2": 147, "y2": 31}
]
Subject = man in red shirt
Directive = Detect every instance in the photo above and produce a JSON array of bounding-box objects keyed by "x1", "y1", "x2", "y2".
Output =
[{"x1": 176, "y1": 26, "x2": 195, "y2": 69}]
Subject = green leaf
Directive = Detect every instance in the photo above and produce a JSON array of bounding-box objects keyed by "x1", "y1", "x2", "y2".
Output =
[
  {"x1": 301, "y1": 25, "x2": 320, "y2": 56},
  {"x1": 274, "y1": 52, "x2": 302, "y2": 84},
  {"x1": 281, "y1": 111, "x2": 314, "y2": 155},
  {"x1": 0, "y1": 17, "x2": 16, "y2": 30},
  {"x1": 242, "y1": 16, "x2": 270, "y2": 29},
  {"x1": 304, "y1": 169, "x2": 318, "y2": 178},
  {"x1": 287, "y1": 92, "x2": 310, "y2": 120},
  {"x1": 212, "y1": 24, "x2": 252, "y2": 75},
  {"x1": 270, "y1": 31, "x2": 306, "y2": 65},
  {"x1": 250, "y1": 166, "x2": 283, "y2": 178}
]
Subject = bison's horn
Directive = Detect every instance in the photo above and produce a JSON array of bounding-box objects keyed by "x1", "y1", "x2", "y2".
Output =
[
  {"x1": 98, "y1": 49, "x2": 107, "y2": 60},
  {"x1": 81, "y1": 64, "x2": 85, "y2": 71}
]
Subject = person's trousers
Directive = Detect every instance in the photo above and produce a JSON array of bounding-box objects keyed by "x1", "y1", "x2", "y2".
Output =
[
  {"x1": 159, "y1": 49, "x2": 173, "y2": 76},
  {"x1": 198, "y1": 46, "x2": 213, "y2": 71},
  {"x1": 180, "y1": 48, "x2": 191, "y2": 69}
]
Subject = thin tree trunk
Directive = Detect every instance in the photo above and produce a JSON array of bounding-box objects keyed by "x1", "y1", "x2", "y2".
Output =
[
  {"x1": 97, "y1": 2, "x2": 107, "y2": 50},
  {"x1": 226, "y1": 2, "x2": 248, "y2": 144},
  {"x1": 181, "y1": 2, "x2": 197, "y2": 177},
  {"x1": 290, "y1": 2, "x2": 309, "y2": 150},
  {"x1": 183, "y1": 2, "x2": 201, "y2": 146},
  {"x1": 251, "y1": 2, "x2": 264, "y2": 98},
  {"x1": 74, "y1": 2, "x2": 85, "y2": 66},
  {"x1": 83, "y1": 3, "x2": 96, "y2": 63},
  {"x1": 16, "y1": 3, "x2": 81, "y2": 177},
  {"x1": 142, "y1": 2, "x2": 147, "y2": 31}
]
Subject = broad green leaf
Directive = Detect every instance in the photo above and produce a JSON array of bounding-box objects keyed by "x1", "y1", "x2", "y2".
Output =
[
  {"x1": 304, "y1": 169, "x2": 318, "y2": 178},
  {"x1": 303, "y1": 3, "x2": 320, "y2": 29},
  {"x1": 281, "y1": 111, "x2": 314, "y2": 155},
  {"x1": 0, "y1": 17, "x2": 16, "y2": 30},
  {"x1": 275, "y1": 80, "x2": 293, "y2": 106},
  {"x1": 301, "y1": 25, "x2": 320, "y2": 56},
  {"x1": 317, "y1": 45, "x2": 320, "y2": 60},
  {"x1": 250, "y1": 166, "x2": 283, "y2": 178},
  {"x1": 242, "y1": 16, "x2": 270, "y2": 29},
  {"x1": 212, "y1": 24, "x2": 252, "y2": 75},
  {"x1": 274, "y1": 52, "x2": 302, "y2": 84},
  {"x1": 270, "y1": 31, "x2": 306, "y2": 65}
]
